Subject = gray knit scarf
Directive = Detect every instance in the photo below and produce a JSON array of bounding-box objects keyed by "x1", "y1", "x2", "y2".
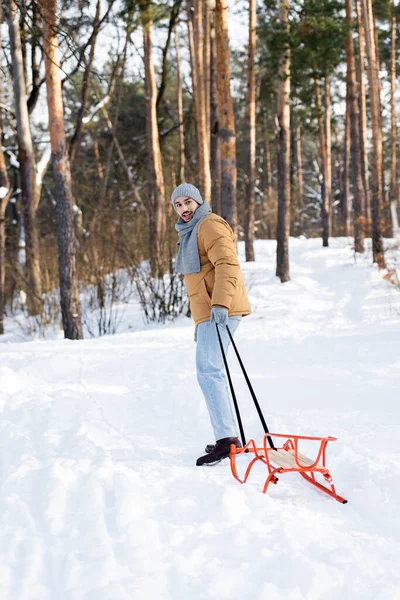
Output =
[{"x1": 174, "y1": 202, "x2": 212, "y2": 274}]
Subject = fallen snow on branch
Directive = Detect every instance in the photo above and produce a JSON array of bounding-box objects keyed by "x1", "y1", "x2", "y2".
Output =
[{"x1": 82, "y1": 94, "x2": 111, "y2": 124}]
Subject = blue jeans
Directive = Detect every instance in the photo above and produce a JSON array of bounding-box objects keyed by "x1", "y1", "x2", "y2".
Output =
[{"x1": 196, "y1": 317, "x2": 242, "y2": 441}]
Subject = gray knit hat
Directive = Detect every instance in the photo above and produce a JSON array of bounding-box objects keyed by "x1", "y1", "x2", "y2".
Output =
[{"x1": 171, "y1": 183, "x2": 203, "y2": 209}]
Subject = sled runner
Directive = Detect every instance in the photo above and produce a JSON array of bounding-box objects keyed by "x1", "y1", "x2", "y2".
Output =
[{"x1": 216, "y1": 325, "x2": 347, "y2": 504}]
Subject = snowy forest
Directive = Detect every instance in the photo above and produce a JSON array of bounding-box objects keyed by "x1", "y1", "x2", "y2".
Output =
[
  {"x1": 0, "y1": 0, "x2": 399, "y2": 339},
  {"x1": 1, "y1": 2, "x2": 400, "y2": 598}
]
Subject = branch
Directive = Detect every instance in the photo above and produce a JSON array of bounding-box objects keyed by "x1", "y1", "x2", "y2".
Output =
[{"x1": 156, "y1": 0, "x2": 184, "y2": 110}]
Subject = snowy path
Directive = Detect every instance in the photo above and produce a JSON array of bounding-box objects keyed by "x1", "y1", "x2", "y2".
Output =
[{"x1": 1, "y1": 238, "x2": 400, "y2": 600}]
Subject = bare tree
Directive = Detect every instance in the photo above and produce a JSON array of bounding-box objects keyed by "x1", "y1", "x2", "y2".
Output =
[
  {"x1": 355, "y1": 0, "x2": 371, "y2": 220},
  {"x1": 244, "y1": 0, "x2": 256, "y2": 261},
  {"x1": 0, "y1": 4, "x2": 12, "y2": 334},
  {"x1": 6, "y1": 0, "x2": 42, "y2": 316},
  {"x1": 203, "y1": 0, "x2": 211, "y2": 131},
  {"x1": 295, "y1": 124, "x2": 303, "y2": 225},
  {"x1": 191, "y1": 0, "x2": 211, "y2": 201},
  {"x1": 140, "y1": 2, "x2": 167, "y2": 276},
  {"x1": 346, "y1": 0, "x2": 365, "y2": 253},
  {"x1": 261, "y1": 124, "x2": 273, "y2": 238},
  {"x1": 276, "y1": 0, "x2": 290, "y2": 282},
  {"x1": 323, "y1": 78, "x2": 332, "y2": 245},
  {"x1": 27, "y1": 1, "x2": 43, "y2": 115},
  {"x1": 91, "y1": 24, "x2": 142, "y2": 226},
  {"x1": 313, "y1": 77, "x2": 327, "y2": 242},
  {"x1": 156, "y1": 0, "x2": 183, "y2": 111},
  {"x1": 343, "y1": 96, "x2": 351, "y2": 235},
  {"x1": 312, "y1": 74, "x2": 332, "y2": 246},
  {"x1": 39, "y1": 0, "x2": 83, "y2": 339},
  {"x1": 69, "y1": 0, "x2": 101, "y2": 164},
  {"x1": 210, "y1": 0, "x2": 221, "y2": 214},
  {"x1": 0, "y1": 142, "x2": 10, "y2": 335},
  {"x1": 215, "y1": 0, "x2": 237, "y2": 234},
  {"x1": 175, "y1": 28, "x2": 185, "y2": 182},
  {"x1": 360, "y1": 0, "x2": 385, "y2": 268},
  {"x1": 389, "y1": 0, "x2": 399, "y2": 240}
]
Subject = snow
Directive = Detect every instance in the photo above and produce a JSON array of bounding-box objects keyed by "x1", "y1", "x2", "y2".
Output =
[
  {"x1": 36, "y1": 144, "x2": 52, "y2": 188},
  {"x1": 0, "y1": 186, "x2": 9, "y2": 199},
  {"x1": 8, "y1": 151, "x2": 20, "y2": 169},
  {"x1": 1, "y1": 237, "x2": 400, "y2": 600},
  {"x1": 82, "y1": 95, "x2": 111, "y2": 124}
]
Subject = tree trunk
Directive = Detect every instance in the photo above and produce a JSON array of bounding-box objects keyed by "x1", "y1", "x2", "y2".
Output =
[
  {"x1": 372, "y1": 7, "x2": 386, "y2": 211},
  {"x1": 155, "y1": 1, "x2": 182, "y2": 112},
  {"x1": 0, "y1": 177, "x2": 9, "y2": 335},
  {"x1": 355, "y1": 0, "x2": 371, "y2": 220},
  {"x1": 40, "y1": 0, "x2": 83, "y2": 339},
  {"x1": 331, "y1": 122, "x2": 340, "y2": 236},
  {"x1": 90, "y1": 90, "x2": 120, "y2": 234},
  {"x1": 343, "y1": 97, "x2": 351, "y2": 235},
  {"x1": 295, "y1": 125, "x2": 303, "y2": 221},
  {"x1": 6, "y1": 0, "x2": 42, "y2": 316},
  {"x1": 175, "y1": 28, "x2": 185, "y2": 182},
  {"x1": 215, "y1": 0, "x2": 237, "y2": 234},
  {"x1": 323, "y1": 78, "x2": 332, "y2": 246},
  {"x1": 276, "y1": 0, "x2": 290, "y2": 282},
  {"x1": 69, "y1": 0, "x2": 101, "y2": 164},
  {"x1": 360, "y1": 0, "x2": 385, "y2": 267},
  {"x1": 313, "y1": 77, "x2": 329, "y2": 246},
  {"x1": 19, "y1": 1, "x2": 28, "y2": 91},
  {"x1": 390, "y1": 0, "x2": 399, "y2": 239},
  {"x1": 203, "y1": 0, "x2": 211, "y2": 132},
  {"x1": 27, "y1": 1, "x2": 41, "y2": 115},
  {"x1": 262, "y1": 128, "x2": 273, "y2": 238},
  {"x1": 187, "y1": 11, "x2": 198, "y2": 162},
  {"x1": 244, "y1": 0, "x2": 256, "y2": 261},
  {"x1": 192, "y1": 0, "x2": 211, "y2": 201},
  {"x1": 141, "y1": 5, "x2": 167, "y2": 277},
  {"x1": 346, "y1": 0, "x2": 365, "y2": 253},
  {"x1": 90, "y1": 133, "x2": 104, "y2": 181},
  {"x1": 0, "y1": 4, "x2": 11, "y2": 334},
  {"x1": 210, "y1": 0, "x2": 221, "y2": 214}
]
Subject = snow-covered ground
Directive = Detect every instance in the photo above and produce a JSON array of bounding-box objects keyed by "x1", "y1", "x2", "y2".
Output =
[{"x1": 1, "y1": 238, "x2": 400, "y2": 600}]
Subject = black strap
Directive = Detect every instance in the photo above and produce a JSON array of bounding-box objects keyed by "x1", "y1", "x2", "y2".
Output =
[
  {"x1": 215, "y1": 323, "x2": 247, "y2": 448},
  {"x1": 218, "y1": 323, "x2": 276, "y2": 451}
]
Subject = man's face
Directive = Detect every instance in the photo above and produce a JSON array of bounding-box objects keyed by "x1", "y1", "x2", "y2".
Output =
[{"x1": 174, "y1": 196, "x2": 199, "y2": 222}]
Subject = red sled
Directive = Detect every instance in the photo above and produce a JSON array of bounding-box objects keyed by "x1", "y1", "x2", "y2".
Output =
[
  {"x1": 216, "y1": 324, "x2": 347, "y2": 504},
  {"x1": 229, "y1": 433, "x2": 347, "y2": 503}
]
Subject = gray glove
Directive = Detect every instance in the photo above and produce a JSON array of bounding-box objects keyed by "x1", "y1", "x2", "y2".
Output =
[{"x1": 210, "y1": 306, "x2": 229, "y2": 327}]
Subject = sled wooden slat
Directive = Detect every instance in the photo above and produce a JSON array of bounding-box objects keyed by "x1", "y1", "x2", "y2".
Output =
[{"x1": 268, "y1": 449, "x2": 324, "y2": 470}]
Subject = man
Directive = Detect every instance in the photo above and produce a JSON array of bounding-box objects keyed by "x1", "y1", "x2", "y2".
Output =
[{"x1": 171, "y1": 182, "x2": 251, "y2": 466}]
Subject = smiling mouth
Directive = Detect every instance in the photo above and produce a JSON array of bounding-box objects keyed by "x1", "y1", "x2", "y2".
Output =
[{"x1": 182, "y1": 212, "x2": 192, "y2": 219}]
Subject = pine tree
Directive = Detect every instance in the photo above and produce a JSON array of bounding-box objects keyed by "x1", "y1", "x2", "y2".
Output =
[
  {"x1": 276, "y1": 0, "x2": 291, "y2": 282},
  {"x1": 39, "y1": 0, "x2": 83, "y2": 339},
  {"x1": 215, "y1": 0, "x2": 238, "y2": 234}
]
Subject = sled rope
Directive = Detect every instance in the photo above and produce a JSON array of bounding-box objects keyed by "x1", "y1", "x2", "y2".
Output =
[
  {"x1": 216, "y1": 323, "x2": 276, "y2": 450},
  {"x1": 225, "y1": 325, "x2": 276, "y2": 450},
  {"x1": 215, "y1": 323, "x2": 247, "y2": 448}
]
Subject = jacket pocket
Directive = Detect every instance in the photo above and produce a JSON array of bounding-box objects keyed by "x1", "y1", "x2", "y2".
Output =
[{"x1": 200, "y1": 279, "x2": 212, "y2": 306}]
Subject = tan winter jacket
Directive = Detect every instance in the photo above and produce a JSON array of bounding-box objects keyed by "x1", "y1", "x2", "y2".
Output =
[{"x1": 184, "y1": 214, "x2": 252, "y2": 325}]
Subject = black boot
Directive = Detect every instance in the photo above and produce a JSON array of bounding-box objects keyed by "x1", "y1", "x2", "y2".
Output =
[{"x1": 196, "y1": 437, "x2": 242, "y2": 466}]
